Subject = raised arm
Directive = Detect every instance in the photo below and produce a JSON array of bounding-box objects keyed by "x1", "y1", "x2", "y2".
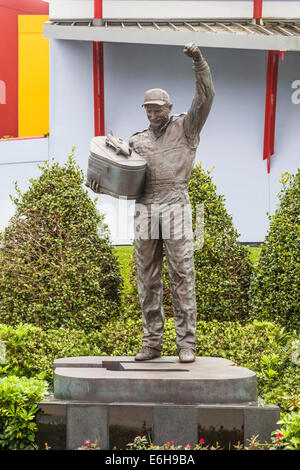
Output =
[{"x1": 183, "y1": 43, "x2": 215, "y2": 146}]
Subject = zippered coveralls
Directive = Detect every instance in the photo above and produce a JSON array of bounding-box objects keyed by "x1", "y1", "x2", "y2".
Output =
[{"x1": 129, "y1": 54, "x2": 215, "y2": 353}]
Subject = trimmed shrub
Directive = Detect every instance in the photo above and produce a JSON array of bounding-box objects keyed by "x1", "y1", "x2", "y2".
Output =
[
  {"x1": 0, "y1": 153, "x2": 123, "y2": 332},
  {"x1": 190, "y1": 163, "x2": 253, "y2": 321},
  {"x1": 249, "y1": 170, "x2": 300, "y2": 332},
  {"x1": 129, "y1": 163, "x2": 253, "y2": 322},
  {"x1": 0, "y1": 375, "x2": 47, "y2": 449}
]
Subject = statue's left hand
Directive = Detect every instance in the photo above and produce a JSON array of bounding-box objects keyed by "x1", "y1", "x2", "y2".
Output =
[
  {"x1": 184, "y1": 42, "x2": 202, "y2": 61},
  {"x1": 86, "y1": 179, "x2": 100, "y2": 193}
]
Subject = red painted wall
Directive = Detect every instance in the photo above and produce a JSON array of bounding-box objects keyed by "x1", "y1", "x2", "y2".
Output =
[{"x1": 0, "y1": 1, "x2": 49, "y2": 138}]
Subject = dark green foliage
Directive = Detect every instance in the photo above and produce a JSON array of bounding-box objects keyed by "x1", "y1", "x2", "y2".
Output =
[
  {"x1": 0, "y1": 153, "x2": 123, "y2": 331},
  {"x1": 129, "y1": 163, "x2": 253, "y2": 321},
  {"x1": 249, "y1": 171, "x2": 300, "y2": 332},
  {"x1": 0, "y1": 375, "x2": 47, "y2": 449},
  {"x1": 0, "y1": 323, "x2": 103, "y2": 382},
  {"x1": 189, "y1": 163, "x2": 253, "y2": 321},
  {"x1": 274, "y1": 411, "x2": 300, "y2": 450}
]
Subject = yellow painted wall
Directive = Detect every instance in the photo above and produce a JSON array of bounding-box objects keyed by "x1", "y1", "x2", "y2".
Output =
[{"x1": 18, "y1": 15, "x2": 49, "y2": 137}]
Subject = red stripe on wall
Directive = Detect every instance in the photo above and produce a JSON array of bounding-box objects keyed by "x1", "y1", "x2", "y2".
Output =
[
  {"x1": 93, "y1": 1, "x2": 104, "y2": 136},
  {"x1": 0, "y1": 7, "x2": 18, "y2": 138},
  {"x1": 93, "y1": 42, "x2": 105, "y2": 136},
  {"x1": 253, "y1": 0, "x2": 263, "y2": 19},
  {"x1": 94, "y1": 0, "x2": 103, "y2": 19},
  {"x1": 263, "y1": 50, "x2": 284, "y2": 173}
]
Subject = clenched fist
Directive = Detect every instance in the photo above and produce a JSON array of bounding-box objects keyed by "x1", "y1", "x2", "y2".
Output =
[{"x1": 184, "y1": 42, "x2": 202, "y2": 62}]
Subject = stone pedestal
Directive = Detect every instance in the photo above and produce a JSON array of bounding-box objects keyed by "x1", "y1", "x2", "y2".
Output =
[{"x1": 36, "y1": 356, "x2": 280, "y2": 450}]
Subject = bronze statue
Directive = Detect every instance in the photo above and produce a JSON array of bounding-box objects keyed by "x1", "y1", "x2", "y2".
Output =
[
  {"x1": 130, "y1": 43, "x2": 215, "y2": 363},
  {"x1": 89, "y1": 43, "x2": 215, "y2": 363}
]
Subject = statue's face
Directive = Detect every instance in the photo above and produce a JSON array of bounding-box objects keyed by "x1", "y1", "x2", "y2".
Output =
[{"x1": 145, "y1": 104, "x2": 171, "y2": 130}]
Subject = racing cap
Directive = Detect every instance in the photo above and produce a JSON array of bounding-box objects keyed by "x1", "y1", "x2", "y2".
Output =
[{"x1": 142, "y1": 88, "x2": 172, "y2": 107}]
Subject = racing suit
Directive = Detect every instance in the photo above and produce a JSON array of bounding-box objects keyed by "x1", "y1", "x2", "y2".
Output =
[{"x1": 129, "y1": 53, "x2": 215, "y2": 353}]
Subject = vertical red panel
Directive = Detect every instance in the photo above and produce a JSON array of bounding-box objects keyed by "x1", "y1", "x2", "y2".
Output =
[
  {"x1": 0, "y1": 7, "x2": 18, "y2": 138},
  {"x1": 0, "y1": 1, "x2": 49, "y2": 139},
  {"x1": 98, "y1": 42, "x2": 105, "y2": 137},
  {"x1": 93, "y1": 1, "x2": 104, "y2": 136},
  {"x1": 263, "y1": 52, "x2": 274, "y2": 173},
  {"x1": 253, "y1": 0, "x2": 263, "y2": 20},
  {"x1": 93, "y1": 42, "x2": 100, "y2": 136},
  {"x1": 263, "y1": 51, "x2": 284, "y2": 173},
  {"x1": 270, "y1": 54, "x2": 279, "y2": 157},
  {"x1": 94, "y1": 0, "x2": 103, "y2": 19},
  {"x1": 93, "y1": 42, "x2": 105, "y2": 137}
]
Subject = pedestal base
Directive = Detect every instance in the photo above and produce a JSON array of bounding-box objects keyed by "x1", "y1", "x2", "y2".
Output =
[{"x1": 36, "y1": 356, "x2": 280, "y2": 450}]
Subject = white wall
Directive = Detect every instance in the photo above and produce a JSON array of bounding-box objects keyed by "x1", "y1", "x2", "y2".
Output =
[
  {"x1": 0, "y1": 138, "x2": 48, "y2": 231},
  {"x1": 104, "y1": 43, "x2": 299, "y2": 242},
  {"x1": 49, "y1": 1, "x2": 300, "y2": 21},
  {"x1": 1, "y1": 41, "x2": 298, "y2": 243},
  {"x1": 48, "y1": 39, "x2": 131, "y2": 244},
  {"x1": 48, "y1": 40, "x2": 300, "y2": 243},
  {"x1": 49, "y1": 39, "x2": 94, "y2": 163}
]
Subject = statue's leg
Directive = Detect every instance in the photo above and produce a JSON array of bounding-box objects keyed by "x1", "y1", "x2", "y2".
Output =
[
  {"x1": 163, "y1": 204, "x2": 197, "y2": 352},
  {"x1": 134, "y1": 205, "x2": 164, "y2": 352}
]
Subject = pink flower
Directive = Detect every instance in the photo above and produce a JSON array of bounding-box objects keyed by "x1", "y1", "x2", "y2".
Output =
[
  {"x1": 199, "y1": 438, "x2": 205, "y2": 444},
  {"x1": 136, "y1": 436, "x2": 141, "y2": 439},
  {"x1": 185, "y1": 444, "x2": 191, "y2": 449},
  {"x1": 85, "y1": 440, "x2": 91, "y2": 446},
  {"x1": 276, "y1": 433, "x2": 283, "y2": 439}
]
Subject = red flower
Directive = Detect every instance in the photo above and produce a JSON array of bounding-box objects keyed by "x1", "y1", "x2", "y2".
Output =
[
  {"x1": 276, "y1": 433, "x2": 283, "y2": 439},
  {"x1": 85, "y1": 440, "x2": 91, "y2": 446},
  {"x1": 170, "y1": 440, "x2": 174, "y2": 445},
  {"x1": 185, "y1": 444, "x2": 191, "y2": 449},
  {"x1": 199, "y1": 438, "x2": 205, "y2": 444}
]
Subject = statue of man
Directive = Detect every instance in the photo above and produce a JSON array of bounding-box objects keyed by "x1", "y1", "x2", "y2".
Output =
[
  {"x1": 129, "y1": 43, "x2": 215, "y2": 363},
  {"x1": 89, "y1": 43, "x2": 214, "y2": 363}
]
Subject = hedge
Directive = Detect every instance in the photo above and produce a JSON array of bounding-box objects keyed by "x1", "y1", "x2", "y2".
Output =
[
  {"x1": 250, "y1": 170, "x2": 300, "y2": 332},
  {"x1": 0, "y1": 153, "x2": 123, "y2": 332}
]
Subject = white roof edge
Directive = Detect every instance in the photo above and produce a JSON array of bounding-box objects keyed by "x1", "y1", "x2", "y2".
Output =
[{"x1": 44, "y1": 23, "x2": 300, "y2": 51}]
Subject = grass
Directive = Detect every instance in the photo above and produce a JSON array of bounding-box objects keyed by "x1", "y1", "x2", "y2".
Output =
[{"x1": 245, "y1": 246, "x2": 262, "y2": 267}]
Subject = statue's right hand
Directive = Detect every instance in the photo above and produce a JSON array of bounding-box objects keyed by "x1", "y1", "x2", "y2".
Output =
[{"x1": 184, "y1": 42, "x2": 202, "y2": 61}]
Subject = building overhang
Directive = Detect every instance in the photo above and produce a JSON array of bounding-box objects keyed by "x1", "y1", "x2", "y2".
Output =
[{"x1": 44, "y1": 19, "x2": 300, "y2": 51}]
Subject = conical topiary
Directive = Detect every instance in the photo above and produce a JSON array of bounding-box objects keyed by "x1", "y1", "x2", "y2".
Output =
[
  {"x1": 189, "y1": 163, "x2": 253, "y2": 321},
  {"x1": 129, "y1": 162, "x2": 253, "y2": 322},
  {"x1": 0, "y1": 152, "x2": 123, "y2": 331},
  {"x1": 249, "y1": 170, "x2": 300, "y2": 332}
]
